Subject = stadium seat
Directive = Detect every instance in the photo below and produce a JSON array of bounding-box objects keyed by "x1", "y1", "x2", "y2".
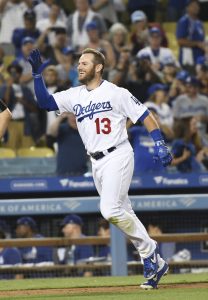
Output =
[
  {"x1": 163, "y1": 22, "x2": 178, "y2": 58},
  {"x1": 0, "y1": 147, "x2": 16, "y2": 158},
  {"x1": 17, "y1": 147, "x2": 55, "y2": 158}
]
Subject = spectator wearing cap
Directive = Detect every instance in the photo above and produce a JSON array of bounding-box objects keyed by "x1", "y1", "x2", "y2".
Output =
[
  {"x1": 172, "y1": 75, "x2": 208, "y2": 135},
  {"x1": 56, "y1": 46, "x2": 79, "y2": 87},
  {"x1": 145, "y1": 83, "x2": 174, "y2": 140},
  {"x1": 16, "y1": 216, "x2": 53, "y2": 265},
  {"x1": 0, "y1": 220, "x2": 22, "y2": 280},
  {"x1": 169, "y1": 70, "x2": 190, "y2": 104},
  {"x1": 47, "y1": 113, "x2": 88, "y2": 175},
  {"x1": 130, "y1": 10, "x2": 149, "y2": 56},
  {"x1": 36, "y1": 3, "x2": 66, "y2": 47},
  {"x1": 13, "y1": 36, "x2": 36, "y2": 94},
  {"x1": 37, "y1": 27, "x2": 68, "y2": 66},
  {"x1": 0, "y1": 63, "x2": 38, "y2": 150},
  {"x1": 108, "y1": 23, "x2": 130, "y2": 65},
  {"x1": 53, "y1": 214, "x2": 94, "y2": 268},
  {"x1": 12, "y1": 9, "x2": 41, "y2": 57},
  {"x1": 0, "y1": 0, "x2": 29, "y2": 44},
  {"x1": 82, "y1": 21, "x2": 115, "y2": 72},
  {"x1": 137, "y1": 27, "x2": 179, "y2": 80},
  {"x1": 66, "y1": 0, "x2": 107, "y2": 50},
  {"x1": 176, "y1": 0, "x2": 205, "y2": 70},
  {"x1": 123, "y1": 51, "x2": 161, "y2": 103},
  {"x1": 161, "y1": 57, "x2": 179, "y2": 87}
]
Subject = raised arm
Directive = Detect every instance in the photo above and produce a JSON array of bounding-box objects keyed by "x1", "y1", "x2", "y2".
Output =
[
  {"x1": 27, "y1": 49, "x2": 58, "y2": 111},
  {"x1": 0, "y1": 100, "x2": 12, "y2": 138}
]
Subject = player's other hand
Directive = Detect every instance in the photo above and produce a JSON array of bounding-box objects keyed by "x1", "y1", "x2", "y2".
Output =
[
  {"x1": 27, "y1": 49, "x2": 50, "y2": 77},
  {"x1": 153, "y1": 140, "x2": 172, "y2": 167}
]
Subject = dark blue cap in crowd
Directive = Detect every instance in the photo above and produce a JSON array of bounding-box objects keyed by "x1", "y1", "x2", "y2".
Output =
[
  {"x1": 185, "y1": 76, "x2": 199, "y2": 86},
  {"x1": 61, "y1": 214, "x2": 83, "y2": 227},
  {"x1": 24, "y1": 9, "x2": 36, "y2": 20},
  {"x1": 176, "y1": 70, "x2": 189, "y2": 82},
  {"x1": 148, "y1": 83, "x2": 167, "y2": 96},
  {"x1": 62, "y1": 46, "x2": 75, "y2": 55},
  {"x1": 149, "y1": 27, "x2": 161, "y2": 36},
  {"x1": 21, "y1": 36, "x2": 35, "y2": 46},
  {"x1": 16, "y1": 216, "x2": 37, "y2": 230},
  {"x1": 86, "y1": 21, "x2": 98, "y2": 31}
]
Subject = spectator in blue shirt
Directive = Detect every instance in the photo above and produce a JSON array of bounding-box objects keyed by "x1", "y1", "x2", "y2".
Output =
[
  {"x1": 12, "y1": 10, "x2": 41, "y2": 57},
  {"x1": 176, "y1": 0, "x2": 205, "y2": 70},
  {"x1": 54, "y1": 214, "x2": 94, "y2": 266},
  {"x1": 128, "y1": 124, "x2": 165, "y2": 175},
  {"x1": 48, "y1": 113, "x2": 88, "y2": 176},
  {"x1": 54, "y1": 214, "x2": 94, "y2": 276},
  {"x1": 0, "y1": 221, "x2": 22, "y2": 279},
  {"x1": 15, "y1": 216, "x2": 53, "y2": 264}
]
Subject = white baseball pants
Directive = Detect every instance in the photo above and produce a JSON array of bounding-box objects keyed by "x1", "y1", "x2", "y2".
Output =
[{"x1": 91, "y1": 140, "x2": 156, "y2": 258}]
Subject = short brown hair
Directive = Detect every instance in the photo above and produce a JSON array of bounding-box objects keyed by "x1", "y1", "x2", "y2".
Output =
[{"x1": 81, "y1": 48, "x2": 105, "y2": 74}]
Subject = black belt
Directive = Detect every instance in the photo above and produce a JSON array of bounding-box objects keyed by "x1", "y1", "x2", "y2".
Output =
[{"x1": 90, "y1": 146, "x2": 116, "y2": 160}]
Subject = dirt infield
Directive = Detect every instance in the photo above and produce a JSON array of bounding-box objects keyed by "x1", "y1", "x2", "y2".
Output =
[{"x1": 0, "y1": 282, "x2": 208, "y2": 297}]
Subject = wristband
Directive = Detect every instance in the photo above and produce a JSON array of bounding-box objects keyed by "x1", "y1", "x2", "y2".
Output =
[
  {"x1": 0, "y1": 99, "x2": 7, "y2": 113},
  {"x1": 150, "y1": 128, "x2": 163, "y2": 143}
]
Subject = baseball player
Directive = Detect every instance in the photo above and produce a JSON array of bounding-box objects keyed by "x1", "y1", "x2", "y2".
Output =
[
  {"x1": 28, "y1": 48, "x2": 172, "y2": 289},
  {"x1": 0, "y1": 99, "x2": 12, "y2": 139}
]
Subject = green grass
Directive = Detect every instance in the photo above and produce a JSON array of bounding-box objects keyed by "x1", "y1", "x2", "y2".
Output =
[
  {"x1": 0, "y1": 273, "x2": 207, "y2": 291},
  {"x1": 0, "y1": 273, "x2": 207, "y2": 300}
]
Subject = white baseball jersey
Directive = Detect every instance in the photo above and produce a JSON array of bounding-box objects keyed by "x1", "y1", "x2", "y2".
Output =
[{"x1": 52, "y1": 80, "x2": 147, "y2": 153}]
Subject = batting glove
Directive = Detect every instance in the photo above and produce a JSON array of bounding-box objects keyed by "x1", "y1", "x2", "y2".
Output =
[
  {"x1": 28, "y1": 49, "x2": 50, "y2": 77},
  {"x1": 153, "y1": 140, "x2": 172, "y2": 167}
]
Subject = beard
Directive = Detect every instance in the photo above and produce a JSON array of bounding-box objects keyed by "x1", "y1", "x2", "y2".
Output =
[{"x1": 79, "y1": 65, "x2": 96, "y2": 84}]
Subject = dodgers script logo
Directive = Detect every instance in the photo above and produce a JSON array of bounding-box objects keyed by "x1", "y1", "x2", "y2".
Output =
[{"x1": 73, "y1": 101, "x2": 113, "y2": 122}]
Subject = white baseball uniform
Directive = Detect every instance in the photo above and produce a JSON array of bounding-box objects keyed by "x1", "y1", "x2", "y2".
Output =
[{"x1": 53, "y1": 80, "x2": 156, "y2": 258}]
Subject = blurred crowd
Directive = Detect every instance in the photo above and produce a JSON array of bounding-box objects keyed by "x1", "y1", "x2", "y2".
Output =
[
  {"x1": 1, "y1": 0, "x2": 208, "y2": 175},
  {"x1": 0, "y1": 214, "x2": 111, "y2": 278},
  {"x1": 0, "y1": 213, "x2": 192, "y2": 279}
]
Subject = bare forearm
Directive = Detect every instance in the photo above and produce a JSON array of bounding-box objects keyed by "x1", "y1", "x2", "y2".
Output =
[
  {"x1": 143, "y1": 113, "x2": 160, "y2": 133},
  {"x1": 0, "y1": 108, "x2": 12, "y2": 138},
  {"x1": 48, "y1": 116, "x2": 63, "y2": 137}
]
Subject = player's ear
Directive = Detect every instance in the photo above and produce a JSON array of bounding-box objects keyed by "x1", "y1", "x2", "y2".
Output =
[{"x1": 96, "y1": 64, "x2": 103, "y2": 73}]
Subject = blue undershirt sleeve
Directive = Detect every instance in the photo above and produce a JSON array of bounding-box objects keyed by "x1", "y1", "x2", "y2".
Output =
[
  {"x1": 34, "y1": 75, "x2": 58, "y2": 111},
  {"x1": 138, "y1": 109, "x2": 150, "y2": 122}
]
